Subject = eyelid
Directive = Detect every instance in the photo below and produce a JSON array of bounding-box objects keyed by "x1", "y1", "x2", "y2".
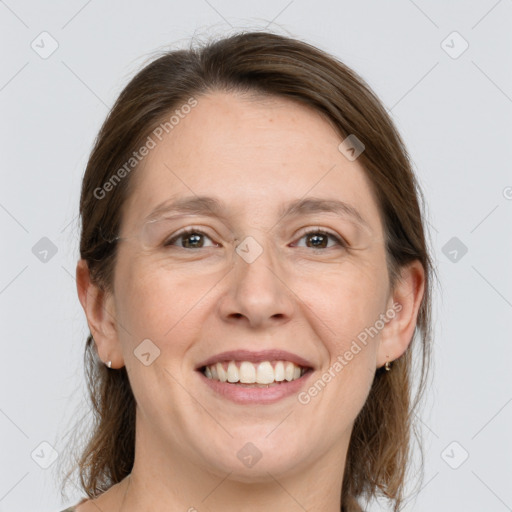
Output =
[
  {"x1": 164, "y1": 226, "x2": 221, "y2": 247},
  {"x1": 164, "y1": 225, "x2": 348, "y2": 250},
  {"x1": 293, "y1": 226, "x2": 348, "y2": 248}
]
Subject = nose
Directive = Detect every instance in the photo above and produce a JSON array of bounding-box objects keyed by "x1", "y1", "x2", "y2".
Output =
[{"x1": 217, "y1": 236, "x2": 295, "y2": 329}]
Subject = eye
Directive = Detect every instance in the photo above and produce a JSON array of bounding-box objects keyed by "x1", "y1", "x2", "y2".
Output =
[
  {"x1": 164, "y1": 228, "x2": 220, "y2": 249},
  {"x1": 162, "y1": 227, "x2": 347, "y2": 250},
  {"x1": 293, "y1": 228, "x2": 347, "y2": 250}
]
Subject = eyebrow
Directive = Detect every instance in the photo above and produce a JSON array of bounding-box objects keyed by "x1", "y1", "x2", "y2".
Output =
[{"x1": 144, "y1": 195, "x2": 371, "y2": 230}]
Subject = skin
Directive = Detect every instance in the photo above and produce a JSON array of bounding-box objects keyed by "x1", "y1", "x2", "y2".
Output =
[{"x1": 76, "y1": 91, "x2": 425, "y2": 511}]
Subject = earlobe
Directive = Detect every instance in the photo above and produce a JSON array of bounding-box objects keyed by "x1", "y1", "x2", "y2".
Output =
[
  {"x1": 377, "y1": 260, "x2": 425, "y2": 368},
  {"x1": 76, "y1": 259, "x2": 123, "y2": 368}
]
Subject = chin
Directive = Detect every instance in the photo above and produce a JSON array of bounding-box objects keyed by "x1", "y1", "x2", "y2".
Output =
[{"x1": 196, "y1": 435, "x2": 307, "y2": 482}]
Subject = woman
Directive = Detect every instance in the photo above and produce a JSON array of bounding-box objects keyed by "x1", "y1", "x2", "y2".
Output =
[{"x1": 59, "y1": 30, "x2": 434, "y2": 512}]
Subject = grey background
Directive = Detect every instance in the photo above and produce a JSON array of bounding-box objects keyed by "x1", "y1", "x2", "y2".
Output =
[{"x1": 1, "y1": 1, "x2": 511, "y2": 511}]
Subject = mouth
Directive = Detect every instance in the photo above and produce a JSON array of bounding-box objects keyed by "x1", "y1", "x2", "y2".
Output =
[
  {"x1": 199, "y1": 360, "x2": 310, "y2": 387},
  {"x1": 195, "y1": 350, "x2": 314, "y2": 404}
]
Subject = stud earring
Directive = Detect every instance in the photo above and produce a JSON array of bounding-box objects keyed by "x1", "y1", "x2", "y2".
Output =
[{"x1": 105, "y1": 360, "x2": 112, "y2": 368}]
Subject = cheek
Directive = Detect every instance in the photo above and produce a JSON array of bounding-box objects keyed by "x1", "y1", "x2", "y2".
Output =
[
  {"x1": 294, "y1": 257, "x2": 390, "y2": 346},
  {"x1": 292, "y1": 257, "x2": 388, "y2": 404},
  {"x1": 113, "y1": 256, "x2": 218, "y2": 349}
]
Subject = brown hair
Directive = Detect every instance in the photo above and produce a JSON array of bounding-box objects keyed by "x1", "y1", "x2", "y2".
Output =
[{"x1": 60, "y1": 30, "x2": 434, "y2": 511}]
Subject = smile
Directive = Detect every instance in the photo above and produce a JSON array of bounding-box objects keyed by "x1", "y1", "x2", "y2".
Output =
[
  {"x1": 195, "y1": 350, "x2": 314, "y2": 404},
  {"x1": 201, "y1": 360, "x2": 308, "y2": 386}
]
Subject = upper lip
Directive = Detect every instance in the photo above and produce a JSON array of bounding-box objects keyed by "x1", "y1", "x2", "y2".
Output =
[{"x1": 195, "y1": 349, "x2": 315, "y2": 370}]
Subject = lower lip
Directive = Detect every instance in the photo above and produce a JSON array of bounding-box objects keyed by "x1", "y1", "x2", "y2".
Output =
[{"x1": 197, "y1": 370, "x2": 314, "y2": 404}]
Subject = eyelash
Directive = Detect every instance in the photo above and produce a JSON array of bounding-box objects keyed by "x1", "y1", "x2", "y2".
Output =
[{"x1": 164, "y1": 227, "x2": 348, "y2": 250}]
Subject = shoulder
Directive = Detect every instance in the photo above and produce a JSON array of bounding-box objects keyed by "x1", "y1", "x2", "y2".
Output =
[{"x1": 58, "y1": 498, "x2": 89, "y2": 512}]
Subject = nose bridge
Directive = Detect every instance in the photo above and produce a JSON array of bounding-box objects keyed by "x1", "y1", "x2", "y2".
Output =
[
  {"x1": 234, "y1": 232, "x2": 282, "y2": 291},
  {"x1": 221, "y1": 232, "x2": 294, "y2": 326}
]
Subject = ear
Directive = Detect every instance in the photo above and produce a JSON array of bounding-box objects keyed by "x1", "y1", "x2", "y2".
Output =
[
  {"x1": 377, "y1": 260, "x2": 425, "y2": 368},
  {"x1": 76, "y1": 259, "x2": 124, "y2": 369}
]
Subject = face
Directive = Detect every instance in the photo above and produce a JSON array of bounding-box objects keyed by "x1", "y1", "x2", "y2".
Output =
[{"x1": 105, "y1": 91, "x2": 400, "y2": 481}]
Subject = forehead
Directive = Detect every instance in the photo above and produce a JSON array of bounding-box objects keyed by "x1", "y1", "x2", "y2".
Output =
[{"x1": 121, "y1": 91, "x2": 383, "y2": 234}]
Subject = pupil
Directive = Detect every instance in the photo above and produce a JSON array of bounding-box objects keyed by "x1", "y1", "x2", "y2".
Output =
[
  {"x1": 183, "y1": 233, "x2": 203, "y2": 248},
  {"x1": 308, "y1": 234, "x2": 327, "y2": 248},
  {"x1": 179, "y1": 233, "x2": 328, "y2": 249}
]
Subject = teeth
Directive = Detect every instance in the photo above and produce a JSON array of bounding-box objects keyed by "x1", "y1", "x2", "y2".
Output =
[
  {"x1": 285, "y1": 362, "x2": 295, "y2": 381},
  {"x1": 274, "y1": 361, "x2": 285, "y2": 381},
  {"x1": 203, "y1": 360, "x2": 306, "y2": 384},
  {"x1": 239, "y1": 361, "x2": 256, "y2": 383},
  {"x1": 256, "y1": 361, "x2": 274, "y2": 384},
  {"x1": 216, "y1": 362, "x2": 227, "y2": 382},
  {"x1": 227, "y1": 361, "x2": 239, "y2": 382}
]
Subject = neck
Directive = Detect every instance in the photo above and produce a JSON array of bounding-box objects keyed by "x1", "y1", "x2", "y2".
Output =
[{"x1": 117, "y1": 416, "x2": 348, "y2": 511}]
